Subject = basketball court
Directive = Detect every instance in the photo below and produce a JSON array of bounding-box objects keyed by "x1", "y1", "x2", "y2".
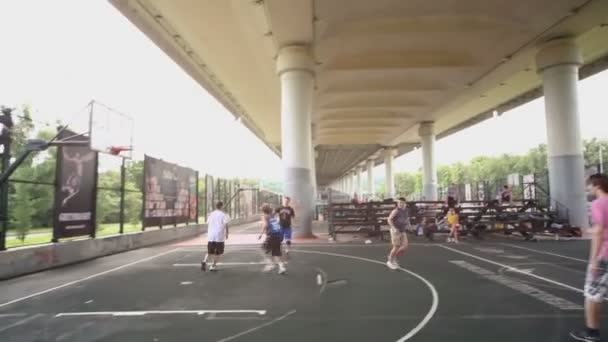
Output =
[{"x1": 0, "y1": 220, "x2": 601, "y2": 342}]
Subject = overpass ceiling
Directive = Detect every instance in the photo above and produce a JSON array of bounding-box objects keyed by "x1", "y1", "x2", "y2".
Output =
[{"x1": 110, "y1": 0, "x2": 608, "y2": 184}]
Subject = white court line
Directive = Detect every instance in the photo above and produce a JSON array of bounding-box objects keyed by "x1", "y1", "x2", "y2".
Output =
[
  {"x1": 55, "y1": 310, "x2": 266, "y2": 318},
  {"x1": 0, "y1": 313, "x2": 27, "y2": 318},
  {"x1": 499, "y1": 243, "x2": 587, "y2": 263},
  {"x1": 0, "y1": 248, "x2": 180, "y2": 309},
  {"x1": 294, "y1": 250, "x2": 438, "y2": 342},
  {"x1": 439, "y1": 245, "x2": 583, "y2": 293},
  {"x1": 216, "y1": 310, "x2": 296, "y2": 342},
  {"x1": 0, "y1": 314, "x2": 43, "y2": 333},
  {"x1": 173, "y1": 262, "x2": 266, "y2": 267}
]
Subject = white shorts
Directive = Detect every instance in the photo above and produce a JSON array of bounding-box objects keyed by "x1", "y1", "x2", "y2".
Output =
[{"x1": 584, "y1": 259, "x2": 608, "y2": 303}]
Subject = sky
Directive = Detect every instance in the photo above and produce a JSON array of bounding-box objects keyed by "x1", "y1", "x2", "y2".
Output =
[{"x1": 0, "y1": 0, "x2": 606, "y2": 183}]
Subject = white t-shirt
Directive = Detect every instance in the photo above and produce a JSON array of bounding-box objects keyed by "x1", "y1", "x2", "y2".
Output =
[{"x1": 207, "y1": 210, "x2": 230, "y2": 242}]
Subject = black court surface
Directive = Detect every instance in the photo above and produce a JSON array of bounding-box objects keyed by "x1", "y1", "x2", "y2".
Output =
[{"x1": 0, "y1": 232, "x2": 603, "y2": 342}]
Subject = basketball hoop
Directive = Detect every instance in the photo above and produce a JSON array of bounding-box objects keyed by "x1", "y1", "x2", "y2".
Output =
[{"x1": 109, "y1": 145, "x2": 132, "y2": 156}]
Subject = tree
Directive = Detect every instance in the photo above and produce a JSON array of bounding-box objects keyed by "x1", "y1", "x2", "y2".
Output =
[{"x1": 11, "y1": 182, "x2": 33, "y2": 241}]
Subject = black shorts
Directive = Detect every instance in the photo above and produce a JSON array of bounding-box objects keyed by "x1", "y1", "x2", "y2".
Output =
[
  {"x1": 447, "y1": 197, "x2": 457, "y2": 208},
  {"x1": 207, "y1": 241, "x2": 225, "y2": 255},
  {"x1": 263, "y1": 234, "x2": 282, "y2": 257}
]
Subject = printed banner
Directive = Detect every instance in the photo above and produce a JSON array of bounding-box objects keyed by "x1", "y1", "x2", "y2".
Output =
[
  {"x1": 53, "y1": 129, "x2": 98, "y2": 239},
  {"x1": 142, "y1": 155, "x2": 198, "y2": 227}
]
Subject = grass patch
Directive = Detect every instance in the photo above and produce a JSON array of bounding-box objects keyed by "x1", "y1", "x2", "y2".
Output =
[{"x1": 4, "y1": 221, "x2": 204, "y2": 249}]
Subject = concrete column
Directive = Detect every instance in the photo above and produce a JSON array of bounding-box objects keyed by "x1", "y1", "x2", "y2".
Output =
[
  {"x1": 536, "y1": 38, "x2": 587, "y2": 228},
  {"x1": 355, "y1": 167, "x2": 362, "y2": 199},
  {"x1": 311, "y1": 147, "x2": 318, "y2": 205},
  {"x1": 419, "y1": 122, "x2": 438, "y2": 200},
  {"x1": 366, "y1": 159, "x2": 375, "y2": 199},
  {"x1": 344, "y1": 175, "x2": 349, "y2": 195},
  {"x1": 277, "y1": 45, "x2": 315, "y2": 237},
  {"x1": 311, "y1": 125, "x2": 318, "y2": 206},
  {"x1": 384, "y1": 147, "x2": 396, "y2": 199}
]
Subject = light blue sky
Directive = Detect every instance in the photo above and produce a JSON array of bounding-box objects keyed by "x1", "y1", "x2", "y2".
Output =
[{"x1": 0, "y1": 0, "x2": 606, "y2": 182}]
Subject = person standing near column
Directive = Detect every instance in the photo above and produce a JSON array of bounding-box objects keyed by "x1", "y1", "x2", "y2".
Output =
[
  {"x1": 571, "y1": 174, "x2": 608, "y2": 342},
  {"x1": 276, "y1": 196, "x2": 295, "y2": 256},
  {"x1": 386, "y1": 197, "x2": 410, "y2": 270}
]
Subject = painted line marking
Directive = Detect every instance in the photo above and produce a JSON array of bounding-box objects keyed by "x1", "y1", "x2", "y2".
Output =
[
  {"x1": 55, "y1": 321, "x2": 94, "y2": 341},
  {"x1": 54, "y1": 310, "x2": 266, "y2": 317},
  {"x1": 474, "y1": 247, "x2": 504, "y2": 254},
  {"x1": 499, "y1": 243, "x2": 587, "y2": 263},
  {"x1": 174, "y1": 243, "x2": 437, "y2": 252},
  {"x1": 505, "y1": 267, "x2": 535, "y2": 274},
  {"x1": 0, "y1": 248, "x2": 181, "y2": 309},
  {"x1": 439, "y1": 245, "x2": 583, "y2": 293},
  {"x1": 0, "y1": 314, "x2": 43, "y2": 333},
  {"x1": 216, "y1": 310, "x2": 296, "y2": 342},
  {"x1": 0, "y1": 313, "x2": 27, "y2": 318},
  {"x1": 173, "y1": 262, "x2": 266, "y2": 267},
  {"x1": 293, "y1": 250, "x2": 438, "y2": 342},
  {"x1": 450, "y1": 260, "x2": 582, "y2": 310},
  {"x1": 501, "y1": 254, "x2": 530, "y2": 260}
]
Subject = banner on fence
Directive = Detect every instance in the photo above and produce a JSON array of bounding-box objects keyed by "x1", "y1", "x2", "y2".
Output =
[
  {"x1": 142, "y1": 155, "x2": 198, "y2": 227},
  {"x1": 53, "y1": 129, "x2": 98, "y2": 239}
]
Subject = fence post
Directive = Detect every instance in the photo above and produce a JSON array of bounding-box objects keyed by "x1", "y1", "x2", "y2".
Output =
[
  {"x1": 0, "y1": 135, "x2": 10, "y2": 251},
  {"x1": 119, "y1": 158, "x2": 126, "y2": 234}
]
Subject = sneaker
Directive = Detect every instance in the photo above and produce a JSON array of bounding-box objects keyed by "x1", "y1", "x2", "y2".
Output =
[
  {"x1": 570, "y1": 330, "x2": 601, "y2": 342},
  {"x1": 201, "y1": 261, "x2": 207, "y2": 272},
  {"x1": 386, "y1": 260, "x2": 398, "y2": 270},
  {"x1": 209, "y1": 264, "x2": 218, "y2": 272},
  {"x1": 263, "y1": 264, "x2": 276, "y2": 273},
  {"x1": 392, "y1": 260, "x2": 401, "y2": 269},
  {"x1": 278, "y1": 265, "x2": 287, "y2": 275}
]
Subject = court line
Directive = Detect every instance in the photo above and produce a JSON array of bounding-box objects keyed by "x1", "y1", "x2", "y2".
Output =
[
  {"x1": 0, "y1": 314, "x2": 43, "y2": 333},
  {"x1": 293, "y1": 250, "x2": 439, "y2": 342},
  {"x1": 499, "y1": 243, "x2": 587, "y2": 263},
  {"x1": 0, "y1": 248, "x2": 181, "y2": 309},
  {"x1": 173, "y1": 262, "x2": 266, "y2": 267},
  {"x1": 439, "y1": 245, "x2": 583, "y2": 293},
  {"x1": 0, "y1": 313, "x2": 27, "y2": 318},
  {"x1": 54, "y1": 321, "x2": 95, "y2": 341},
  {"x1": 216, "y1": 310, "x2": 296, "y2": 342},
  {"x1": 55, "y1": 310, "x2": 266, "y2": 317}
]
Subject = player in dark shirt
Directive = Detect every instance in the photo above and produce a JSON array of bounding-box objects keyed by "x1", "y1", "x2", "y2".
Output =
[{"x1": 276, "y1": 196, "x2": 296, "y2": 256}]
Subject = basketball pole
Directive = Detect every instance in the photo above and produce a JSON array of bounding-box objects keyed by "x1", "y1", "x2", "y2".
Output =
[{"x1": 119, "y1": 157, "x2": 126, "y2": 234}]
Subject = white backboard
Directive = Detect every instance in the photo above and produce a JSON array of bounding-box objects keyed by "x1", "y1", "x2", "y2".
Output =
[{"x1": 89, "y1": 101, "x2": 134, "y2": 158}]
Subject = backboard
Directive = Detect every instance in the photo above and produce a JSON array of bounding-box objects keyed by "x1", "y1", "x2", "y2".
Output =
[{"x1": 89, "y1": 101, "x2": 134, "y2": 158}]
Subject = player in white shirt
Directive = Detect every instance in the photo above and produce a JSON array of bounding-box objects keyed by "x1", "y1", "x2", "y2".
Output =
[{"x1": 202, "y1": 201, "x2": 230, "y2": 272}]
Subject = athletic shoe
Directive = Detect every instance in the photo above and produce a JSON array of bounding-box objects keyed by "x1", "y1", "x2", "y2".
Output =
[
  {"x1": 263, "y1": 264, "x2": 276, "y2": 273},
  {"x1": 201, "y1": 261, "x2": 206, "y2": 272},
  {"x1": 392, "y1": 260, "x2": 401, "y2": 269},
  {"x1": 209, "y1": 265, "x2": 218, "y2": 272},
  {"x1": 278, "y1": 264, "x2": 287, "y2": 275},
  {"x1": 570, "y1": 330, "x2": 601, "y2": 341},
  {"x1": 386, "y1": 260, "x2": 398, "y2": 270}
]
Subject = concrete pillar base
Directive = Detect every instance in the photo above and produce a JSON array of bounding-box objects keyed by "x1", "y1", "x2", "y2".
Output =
[
  {"x1": 548, "y1": 155, "x2": 588, "y2": 227},
  {"x1": 285, "y1": 167, "x2": 314, "y2": 237}
]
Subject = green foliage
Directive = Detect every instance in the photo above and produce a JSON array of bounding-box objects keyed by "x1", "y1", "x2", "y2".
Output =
[
  {"x1": 395, "y1": 140, "x2": 606, "y2": 198},
  {"x1": 12, "y1": 182, "x2": 33, "y2": 241}
]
